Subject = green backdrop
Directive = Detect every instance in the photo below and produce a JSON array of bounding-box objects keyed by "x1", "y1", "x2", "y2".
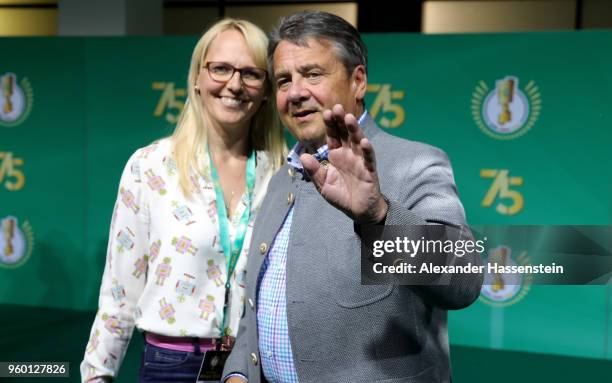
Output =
[{"x1": 1, "y1": 31, "x2": 611, "y2": 381}]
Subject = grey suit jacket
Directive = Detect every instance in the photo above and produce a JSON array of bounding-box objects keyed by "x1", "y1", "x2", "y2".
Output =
[{"x1": 223, "y1": 115, "x2": 483, "y2": 383}]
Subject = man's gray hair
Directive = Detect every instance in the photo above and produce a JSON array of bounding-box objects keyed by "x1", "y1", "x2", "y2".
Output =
[{"x1": 268, "y1": 10, "x2": 368, "y2": 76}]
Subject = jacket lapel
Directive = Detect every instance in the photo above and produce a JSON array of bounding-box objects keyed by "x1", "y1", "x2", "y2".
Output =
[{"x1": 247, "y1": 163, "x2": 296, "y2": 300}]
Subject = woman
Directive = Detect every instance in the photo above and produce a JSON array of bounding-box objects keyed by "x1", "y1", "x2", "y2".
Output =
[{"x1": 81, "y1": 19, "x2": 285, "y2": 383}]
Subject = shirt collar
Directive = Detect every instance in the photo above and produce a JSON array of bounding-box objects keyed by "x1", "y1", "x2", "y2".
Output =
[{"x1": 286, "y1": 110, "x2": 368, "y2": 177}]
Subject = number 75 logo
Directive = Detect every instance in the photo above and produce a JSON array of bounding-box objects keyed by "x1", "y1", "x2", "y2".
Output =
[
  {"x1": 366, "y1": 84, "x2": 405, "y2": 129},
  {"x1": 0, "y1": 151, "x2": 25, "y2": 191},
  {"x1": 152, "y1": 82, "x2": 186, "y2": 124},
  {"x1": 480, "y1": 169, "x2": 524, "y2": 215}
]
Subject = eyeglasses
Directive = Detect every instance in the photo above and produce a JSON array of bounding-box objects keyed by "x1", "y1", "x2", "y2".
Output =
[{"x1": 203, "y1": 62, "x2": 267, "y2": 88}]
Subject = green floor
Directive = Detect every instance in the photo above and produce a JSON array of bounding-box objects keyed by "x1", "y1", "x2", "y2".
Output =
[{"x1": 1, "y1": 304, "x2": 610, "y2": 382}]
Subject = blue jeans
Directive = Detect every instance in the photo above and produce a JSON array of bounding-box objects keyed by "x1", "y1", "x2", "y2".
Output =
[{"x1": 138, "y1": 343, "x2": 207, "y2": 383}]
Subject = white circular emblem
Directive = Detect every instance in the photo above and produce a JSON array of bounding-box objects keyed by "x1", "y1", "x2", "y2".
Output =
[
  {"x1": 482, "y1": 88, "x2": 529, "y2": 135},
  {"x1": 0, "y1": 73, "x2": 33, "y2": 127},
  {"x1": 472, "y1": 76, "x2": 541, "y2": 140},
  {"x1": 481, "y1": 266, "x2": 523, "y2": 303},
  {"x1": 0, "y1": 216, "x2": 26, "y2": 265},
  {"x1": 479, "y1": 245, "x2": 531, "y2": 307},
  {"x1": 0, "y1": 216, "x2": 33, "y2": 268}
]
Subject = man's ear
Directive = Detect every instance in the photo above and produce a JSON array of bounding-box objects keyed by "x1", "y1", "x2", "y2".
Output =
[{"x1": 351, "y1": 64, "x2": 367, "y2": 103}]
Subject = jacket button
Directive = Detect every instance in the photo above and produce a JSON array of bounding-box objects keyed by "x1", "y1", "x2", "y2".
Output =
[
  {"x1": 250, "y1": 352, "x2": 258, "y2": 366},
  {"x1": 248, "y1": 298, "x2": 255, "y2": 310},
  {"x1": 259, "y1": 243, "x2": 268, "y2": 254},
  {"x1": 287, "y1": 192, "x2": 294, "y2": 204}
]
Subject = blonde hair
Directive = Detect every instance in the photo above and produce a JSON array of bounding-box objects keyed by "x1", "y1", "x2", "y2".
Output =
[{"x1": 172, "y1": 18, "x2": 286, "y2": 197}]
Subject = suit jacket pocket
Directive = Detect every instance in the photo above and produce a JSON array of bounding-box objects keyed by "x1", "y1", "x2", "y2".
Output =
[
  {"x1": 143, "y1": 344, "x2": 191, "y2": 368},
  {"x1": 326, "y1": 239, "x2": 394, "y2": 308}
]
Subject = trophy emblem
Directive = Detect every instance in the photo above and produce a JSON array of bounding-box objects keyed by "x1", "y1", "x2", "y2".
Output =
[
  {"x1": 0, "y1": 216, "x2": 34, "y2": 268},
  {"x1": 2, "y1": 73, "x2": 14, "y2": 114},
  {"x1": 472, "y1": 76, "x2": 541, "y2": 140},
  {"x1": 497, "y1": 77, "x2": 515, "y2": 125},
  {"x1": 0, "y1": 72, "x2": 33, "y2": 127},
  {"x1": 480, "y1": 245, "x2": 531, "y2": 307}
]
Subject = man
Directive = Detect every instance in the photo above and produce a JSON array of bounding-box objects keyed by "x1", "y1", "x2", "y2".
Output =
[{"x1": 223, "y1": 11, "x2": 483, "y2": 383}]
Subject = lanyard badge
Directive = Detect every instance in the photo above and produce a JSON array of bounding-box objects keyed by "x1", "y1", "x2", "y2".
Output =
[{"x1": 209, "y1": 149, "x2": 256, "y2": 345}]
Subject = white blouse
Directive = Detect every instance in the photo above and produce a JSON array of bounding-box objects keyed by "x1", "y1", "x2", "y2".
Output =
[{"x1": 80, "y1": 138, "x2": 273, "y2": 382}]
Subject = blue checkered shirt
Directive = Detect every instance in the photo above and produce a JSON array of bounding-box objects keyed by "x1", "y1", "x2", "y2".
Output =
[{"x1": 257, "y1": 208, "x2": 298, "y2": 383}]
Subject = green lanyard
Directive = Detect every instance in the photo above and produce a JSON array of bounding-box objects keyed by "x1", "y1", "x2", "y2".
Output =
[{"x1": 209, "y1": 149, "x2": 256, "y2": 336}]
